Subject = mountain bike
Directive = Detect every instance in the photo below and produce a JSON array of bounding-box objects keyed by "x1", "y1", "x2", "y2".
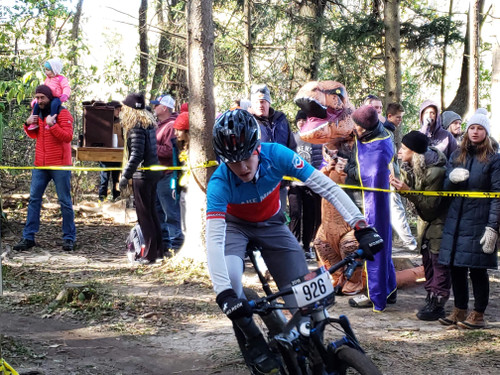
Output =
[{"x1": 242, "y1": 246, "x2": 382, "y2": 375}]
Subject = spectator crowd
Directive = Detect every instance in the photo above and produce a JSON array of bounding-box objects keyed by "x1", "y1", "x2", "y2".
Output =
[{"x1": 11, "y1": 63, "x2": 498, "y2": 340}]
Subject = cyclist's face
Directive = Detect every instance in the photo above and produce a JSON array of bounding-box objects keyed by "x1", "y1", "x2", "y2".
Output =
[{"x1": 227, "y1": 152, "x2": 259, "y2": 182}]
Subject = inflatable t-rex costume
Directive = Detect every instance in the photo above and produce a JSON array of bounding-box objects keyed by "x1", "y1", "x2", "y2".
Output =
[
  {"x1": 294, "y1": 81, "x2": 363, "y2": 295},
  {"x1": 294, "y1": 81, "x2": 424, "y2": 295}
]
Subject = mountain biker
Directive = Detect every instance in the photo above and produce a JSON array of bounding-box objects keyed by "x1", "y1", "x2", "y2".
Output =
[{"x1": 206, "y1": 109, "x2": 384, "y2": 374}]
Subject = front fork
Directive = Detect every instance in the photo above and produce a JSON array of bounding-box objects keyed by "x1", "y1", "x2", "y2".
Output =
[
  {"x1": 273, "y1": 311, "x2": 365, "y2": 374},
  {"x1": 310, "y1": 314, "x2": 365, "y2": 373}
]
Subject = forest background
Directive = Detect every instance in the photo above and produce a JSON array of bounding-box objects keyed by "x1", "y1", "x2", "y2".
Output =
[
  {"x1": 1, "y1": 4, "x2": 500, "y2": 373},
  {"x1": 0, "y1": 0, "x2": 499, "y2": 215}
]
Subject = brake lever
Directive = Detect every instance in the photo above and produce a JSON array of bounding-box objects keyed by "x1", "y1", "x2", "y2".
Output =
[{"x1": 344, "y1": 260, "x2": 362, "y2": 280}]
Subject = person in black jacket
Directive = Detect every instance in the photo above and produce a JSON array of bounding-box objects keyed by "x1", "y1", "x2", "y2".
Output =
[
  {"x1": 250, "y1": 83, "x2": 296, "y2": 212},
  {"x1": 438, "y1": 108, "x2": 500, "y2": 329},
  {"x1": 119, "y1": 93, "x2": 163, "y2": 265},
  {"x1": 288, "y1": 110, "x2": 323, "y2": 259}
]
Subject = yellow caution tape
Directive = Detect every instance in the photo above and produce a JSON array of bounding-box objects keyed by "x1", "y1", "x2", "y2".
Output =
[
  {"x1": 0, "y1": 162, "x2": 219, "y2": 172},
  {"x1": 338, "y1": 183, "x2": 500, "y2": 198},
  {"x1": 1, "y1": 163, "x2": 498, "y2": 198},
  {"x1": 283, "y1": 176, "x2": 500, "y2": 198}
]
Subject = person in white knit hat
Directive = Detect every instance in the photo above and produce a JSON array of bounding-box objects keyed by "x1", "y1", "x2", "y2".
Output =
[{"x1": 438, "y1": 108, "x2": 500, "y2": 329}]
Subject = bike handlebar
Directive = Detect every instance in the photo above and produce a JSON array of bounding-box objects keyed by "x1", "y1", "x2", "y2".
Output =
[{"x1": 248, "y1": 249, "x2": 366, "y2": 312}]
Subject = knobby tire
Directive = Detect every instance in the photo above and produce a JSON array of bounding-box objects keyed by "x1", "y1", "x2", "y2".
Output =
[{"x1": 335, "y1": 346, "x2": 382, "y2": 375}]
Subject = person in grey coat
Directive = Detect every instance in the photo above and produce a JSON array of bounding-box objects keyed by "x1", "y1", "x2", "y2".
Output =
[{"x1": 438, "y1": 108, "x2": 500, "y2": 329}]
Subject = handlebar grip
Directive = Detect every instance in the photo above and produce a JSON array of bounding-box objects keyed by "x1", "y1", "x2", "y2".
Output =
[{"x1": 355, "y1": 249, "x2": 364, "y2": 258}]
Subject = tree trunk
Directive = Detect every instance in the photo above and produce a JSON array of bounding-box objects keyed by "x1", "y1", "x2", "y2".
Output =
[
  {"x1": 157, "y1": 0, "x2": 189, "y2": 106},
  {"x1": 44, "y1": 2, "x2": 55, "y2": 47},
  {"x1": 243, "y1": 0, "x2": 252, "y2": 97},
  {"x1": 178, "y1": 0, "x2": 216, "y2": 260},
  {"x1": 70, "y1": 0, "x2": 84, "y2": 66},
  {"x1": 139, "y1": 0, "x2": 149, "y2": 93},
  {"x1": 293, "y1": 0, "x2": 327, "y2": 89},
  {"x1": 383, "y1": 0, "x2": 401, "y2": 104},
  {"x1": 384, "y1": 0, "x2": 402, "y2": 147},
  {"x1": 490, "y1": 2, "x2": 500, "y2": 140},
  {"x1": 446, "y1": 0, "x2": 484, "y2": 116},
  {"x1": 150, "y1": 0, "x2": 170, "y2": 99},
  {"x1": 441, "y1": 0, "x2": 454, "y2": 111},
  {"x1": 468, "y1": 0, "x2": 480, "y2": 113}
]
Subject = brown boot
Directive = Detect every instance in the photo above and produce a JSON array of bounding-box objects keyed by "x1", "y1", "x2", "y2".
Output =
[
  {"x1": 439, "y1": 307, "x2": 468, "y2": 326},
  {"x1": 457, "y1": 310, "x2": 485, "y2": 329}
]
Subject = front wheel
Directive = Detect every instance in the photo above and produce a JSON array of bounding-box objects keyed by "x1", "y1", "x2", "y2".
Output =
[{"x1": 335, "y1": 346, "x2": 382, "y2": 375}]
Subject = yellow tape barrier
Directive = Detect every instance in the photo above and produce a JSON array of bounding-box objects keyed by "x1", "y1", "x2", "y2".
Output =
[
  {"x1": 282, "y1": 177, "x2": 500, "y2": 198},
  {"x1": 1, "y1": 162, "x2": 499, "y2": 198},
  {"x1": 0, "y1": 160, "x2": 219, "y2": 173}
]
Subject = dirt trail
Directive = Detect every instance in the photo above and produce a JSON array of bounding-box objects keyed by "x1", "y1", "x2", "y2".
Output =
[{"x1": 1, "y1": 203, "x2": 499, "y2": 374}]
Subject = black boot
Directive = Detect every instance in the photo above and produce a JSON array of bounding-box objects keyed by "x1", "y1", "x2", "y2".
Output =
[
  {"x1": 233, "y1": 318, "x2": 281, "y2": 375},
  {"x1": 417, "y1": 295, "x2": 446, "y2": 321},
  {"x1": 13, "y1": 238, "x2": 36, "y2": 251},
  {"x1": 417, "y1": 292, "x2": 431, "y2": 315}
]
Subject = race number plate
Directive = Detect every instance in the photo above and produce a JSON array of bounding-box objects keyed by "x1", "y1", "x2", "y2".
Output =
[{"x1": 291, "y1": 267, "x2": 334, "y2": 308}]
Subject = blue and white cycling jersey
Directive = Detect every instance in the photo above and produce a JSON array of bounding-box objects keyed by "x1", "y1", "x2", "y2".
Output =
[
  {"x1": 207, "y1": 143, "x2": 314, "y2": 222},
  {"x1": 205, "y1": 142, "x2": 366, "y2": 295}
]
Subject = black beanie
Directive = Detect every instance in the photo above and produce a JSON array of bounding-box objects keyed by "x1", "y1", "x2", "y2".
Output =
[
  {"x1": 295, "y1": 110, "x2": 307, "y2": 122},
  {"x1": 122, "y1": 93, "x2": 145, "y2": 110},
  {"x1": 35, "y1": 85, "x2": 53, "y2": 101},
  {"x1": 352, "y1": 105, "x2": 379, "y2": 130},
  {"x1": 402, "y1": 131, "x2": 429, "y2": 154}
]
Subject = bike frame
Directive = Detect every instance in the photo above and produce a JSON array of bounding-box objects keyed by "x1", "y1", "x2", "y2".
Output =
[{"x1": 247, "y1": 246, "x2": 368, "y2": 374}]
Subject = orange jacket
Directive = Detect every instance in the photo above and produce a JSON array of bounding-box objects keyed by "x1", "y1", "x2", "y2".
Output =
[{"x1": 24, "y1": 108, "x2": 74, "y2": 166}]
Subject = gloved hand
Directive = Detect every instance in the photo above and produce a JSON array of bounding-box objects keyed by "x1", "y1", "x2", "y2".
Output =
[
  {"x1": 449, "y1": 168, "x2": 469, "y2": 184},
  {"x1": 354, "y1": 222, "x2": 384, "y2": 261},
  {"x1": 119, "y1": 177, "x2": 129, "y2": 192},
  {"x1": 216, "y1": 289, "x2": 253, "y2": 320},
  {"x1": 480, "y1": 227, "x2": 498, "y2": 254}
]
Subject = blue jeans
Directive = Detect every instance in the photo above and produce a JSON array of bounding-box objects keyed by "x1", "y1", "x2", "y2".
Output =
[
  {"x1": 156, "y1": 173, "x2": 184, "y2": 249},
  {"x1": 32, "y1": 97, "x2": 62, "y2": 117},
  {"x1": 23, "y1": 169, "x2": 76, "y2": 241}
]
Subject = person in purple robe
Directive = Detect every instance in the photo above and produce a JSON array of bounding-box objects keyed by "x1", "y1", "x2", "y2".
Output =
[{"x1": 342, "y1": 105, "x2": 397, "y2": 312}]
